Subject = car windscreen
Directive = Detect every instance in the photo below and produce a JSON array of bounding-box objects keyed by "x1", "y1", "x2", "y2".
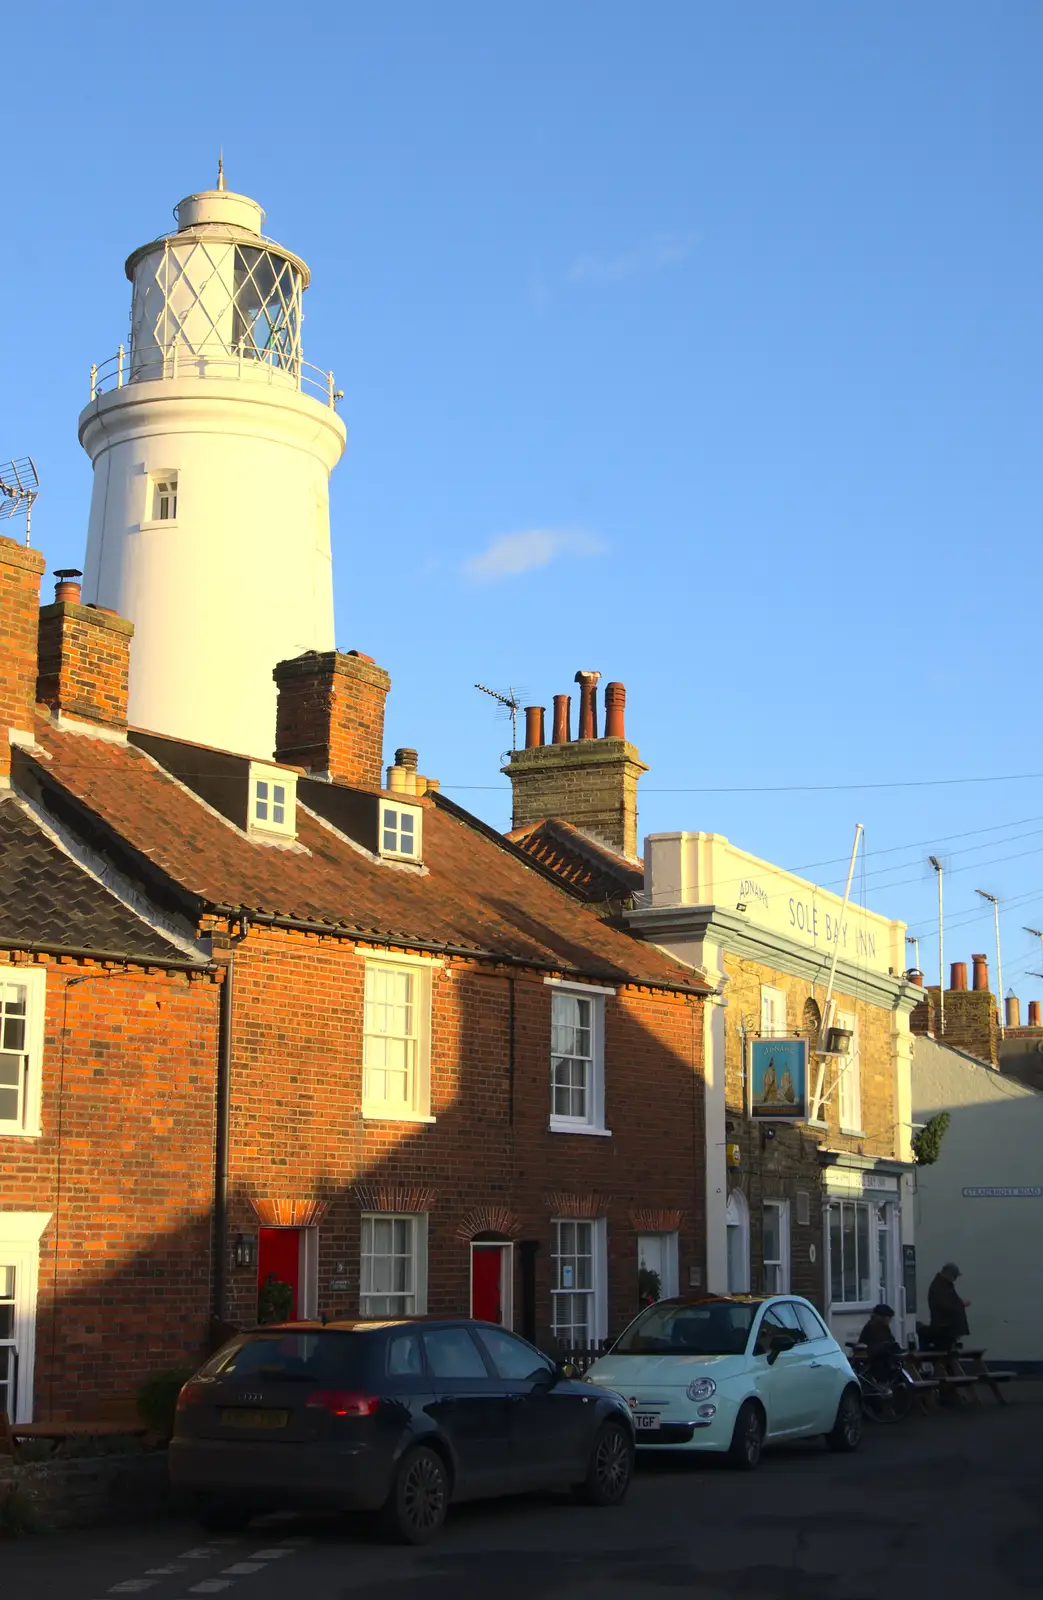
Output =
[
  {"x1": 199, "y1": 1332, "x2": 367, "y2": 1384},
  {"x1": 613, "y1": 1301, "x2": 762, "y2": 1356}
]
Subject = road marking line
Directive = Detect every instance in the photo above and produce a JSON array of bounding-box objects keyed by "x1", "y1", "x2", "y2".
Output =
[
  {"x1": 108, "y1": 1584, "x2": 157, "y2": 1594},
  {"x1": 179, "y1": 1548, "x2": 224, "y2": 1559},
  {"x1": 221, "y1": 1564, "x2": 266, "y2": 1576},
  {"x1": 248, "y1": 1548, "x2": 295, "y2": 1559},
  {"x1": 187, "y1": 1584, "x2": 234, "y2": 1595},
  {"x1": 144, "y1": 1567, "x2": 187, "y2": 1577}
]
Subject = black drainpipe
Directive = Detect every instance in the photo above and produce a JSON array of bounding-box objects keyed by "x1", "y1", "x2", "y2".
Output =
[
  {"x1": 507, "y1": 975, "x2": 516, "y2": 1127},
  {"x1": 212, "y1": 946, "x2": 235, "y2": 1332}
]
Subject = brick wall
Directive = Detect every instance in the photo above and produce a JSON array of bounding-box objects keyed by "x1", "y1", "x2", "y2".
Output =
[
  {"x1": 719, "y1": 954, "x2": 902, "y2": 1308},
  {"x1": 910, "y1": 986, "x2": 997, "y2": 1065},
  {"x1": 504, "y1": 738, "x2": 648, "y2": 859},
  {"x1": 36, "y1": 602, "x2": 133, "y2": 728},
  {"x1": 0, "y1": 536, "x2": 46, "y2": 781},
  {"x1": 0, "y1": 957, "x2": 220, "y2": 1417},
  {"x1": 220, "y1": 926, "x2": 705, "y2": 1345},
  {"x1": 273, "y1": 651, "x2": 391, "y2": 787}
]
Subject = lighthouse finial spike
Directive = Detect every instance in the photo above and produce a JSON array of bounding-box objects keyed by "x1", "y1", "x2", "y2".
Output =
[{"x1": 216, "y1": 149, "x2": 226, "y2": 191}]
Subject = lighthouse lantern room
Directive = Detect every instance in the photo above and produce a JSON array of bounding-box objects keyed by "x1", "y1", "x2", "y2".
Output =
[{"x1": 80, "y1": 166, "x2": 346, "y2": 759}]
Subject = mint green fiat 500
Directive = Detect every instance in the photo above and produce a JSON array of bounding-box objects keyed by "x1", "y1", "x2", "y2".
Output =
[{"x1": 584, "y1": 1295, "x2": 861, "y2": 1469}]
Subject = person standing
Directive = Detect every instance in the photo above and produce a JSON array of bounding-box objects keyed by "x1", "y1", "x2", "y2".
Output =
[{"x1": 927, "y1": 1262, "x2": 971, "y2": 1348}]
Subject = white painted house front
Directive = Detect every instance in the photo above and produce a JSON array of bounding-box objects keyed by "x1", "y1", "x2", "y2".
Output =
[{"x1": 80, "y1": 169, "x2": 346, "y2": 760}]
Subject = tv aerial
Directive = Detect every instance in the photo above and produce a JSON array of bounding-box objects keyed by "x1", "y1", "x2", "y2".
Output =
[
  {"x1": 475, "y1": 682, "x2": 523, "y2": 753},
  {"x1": 0, "y1": 456, "x2": 40, "y2": 545}
]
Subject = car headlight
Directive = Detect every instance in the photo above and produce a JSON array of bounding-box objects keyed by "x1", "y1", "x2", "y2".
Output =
[{"x1": 686, "y1": 1377, "x2": 717, "y2": 1401}]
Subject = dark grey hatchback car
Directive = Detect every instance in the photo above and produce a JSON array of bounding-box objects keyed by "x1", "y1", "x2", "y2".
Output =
[{"x1": 170, "y1": 1318, "x2": 634, "y2": 1543}]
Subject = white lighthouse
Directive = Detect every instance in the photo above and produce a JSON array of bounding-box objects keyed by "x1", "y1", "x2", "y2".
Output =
[{"x1": 80, "y1": 166, "x2": 346, "y2": 758}]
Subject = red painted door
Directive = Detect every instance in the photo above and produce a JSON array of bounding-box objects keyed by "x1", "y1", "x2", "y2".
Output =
[
  {"x1": 258, "y1": 1228, "x2": 301, "y2": 1319},
  {"x1": 471, "y1": 1246, "x2": 504, "y2": 1323}
]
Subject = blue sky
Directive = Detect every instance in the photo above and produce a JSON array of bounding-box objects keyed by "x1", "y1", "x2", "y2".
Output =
[{"x1": 3, "y1": 3, "x2": 1042, "y2": 997}]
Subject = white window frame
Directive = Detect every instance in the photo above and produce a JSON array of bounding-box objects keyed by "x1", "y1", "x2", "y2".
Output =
[
  {"x1": 546, "y1": 979, "x2": 611, "y2": 1136},
  {"x1": 359, "y1": 1212, "x2": 428, "y2": 1318},
  {"x1": 760, "y1": 984, "x2": 787, "y2": 1038},
  {"x1": 361, "y1": 950, "x2": 435, "y2": 1123},
  {"x1": 836, "y1": 1009, "x2": 863, "y2": 1133},
  {"x1": 379, "y1": 802, "x2": 423, "y2": 862},
  {"x1": 248, "y1": 764, "x2": 297, "y2": 839},
  {"x1": 762, "y1": 1199, "x2": 791, "y2": 1294},
  {"x1": 0, "y1": 967, "x2": 46, "y2": 1139},
  {"x1": 827, "y1": 1197, "x2": 875, "y2": 1312},
  {"x1": 142, "y1": 469, "x2": 179, "y2": 529},
  {"x1": 726, "y1": 1188, "x2": 751, "y2": 1294},
  {"x1": 0, "y1": 1213, "x2": 51, "y2": 1423},
  {"x1": 550, "y1": 1217, "x2": 607, "y2": 1344}
]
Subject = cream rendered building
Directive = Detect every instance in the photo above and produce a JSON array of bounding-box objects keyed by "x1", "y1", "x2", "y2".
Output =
[{"x1": 629, "y1": 831, "x2": 922, "y2": 1347}]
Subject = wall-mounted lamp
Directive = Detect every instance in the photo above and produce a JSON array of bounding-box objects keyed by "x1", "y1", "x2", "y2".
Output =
[{"x1": 233, "y1": 1233, "x2": 256, "y2": 1270}]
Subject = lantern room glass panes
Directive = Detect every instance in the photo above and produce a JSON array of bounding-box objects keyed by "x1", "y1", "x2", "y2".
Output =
[{"x1": 232, "y1": 248, "x2": 300, "y2": 370}]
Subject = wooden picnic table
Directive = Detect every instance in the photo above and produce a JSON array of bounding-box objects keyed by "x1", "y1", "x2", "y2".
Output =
[{"x1": 906, "y1": 1346, "x2": 1015, "y2": 1405}]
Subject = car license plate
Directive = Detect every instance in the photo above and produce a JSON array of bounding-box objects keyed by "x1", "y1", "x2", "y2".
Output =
[
  {"x1": 634, "y1": 1413, "x2": 661, "y2": 1432},
  {"x1": 220, "y1": 1409, "x2": 289, "y2": 1429}
]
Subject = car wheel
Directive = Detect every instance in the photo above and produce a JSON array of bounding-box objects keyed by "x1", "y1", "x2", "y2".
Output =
[
  {"x1": 573, "y1": 1420, "x2": 634, "y2": 1506},
  {"x1": 381, "y1": 1445, "x2": 450, "y2": 1545},
  {"x1": 826, "y1": 1386, "x2": 863, "y2": 1453},
  {"x1": 727, "y1": 1401, "x2": 765, "y2": 1471},
  {"x1": 193, "y1": 1497, "x2": 253, "y2": 1533}
]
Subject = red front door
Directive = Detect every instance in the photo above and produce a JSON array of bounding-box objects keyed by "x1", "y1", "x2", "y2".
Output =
[
  {"x1": 258, "y1": 1228, "x2": 301, "y2": 1319},
  {"x1": 471, "y1": 1245, "x2": 506, "y2": 1323}
]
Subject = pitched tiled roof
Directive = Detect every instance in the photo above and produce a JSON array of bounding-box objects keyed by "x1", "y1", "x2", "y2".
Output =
[
  {"x1": 507, "y1": 817, "x2": 644, "y2": 905},
  {"x1": 21, "y1": 721, "x2": 706, "y2": 993},
  {"x1": 0, "y1": 793, "x2": 196, "y2": 964}
]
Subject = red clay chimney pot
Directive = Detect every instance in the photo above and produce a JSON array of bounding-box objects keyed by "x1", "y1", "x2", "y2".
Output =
[
  {"x1": 53, "y1": 568, "x2": 83, "y2": 605},
  {"x1": 603, "y1": 681, "x2": 626, "y2": 739},
  {"x1": 575, "y1": 670, "x2": 600, "y2": 740},
  {"x1": 552, "y1": 694, "x2": 571, "y2": 745},
  {"x1": 524, "y1": 706, "x2": 545, "y2": 750},
  {"x1": 1029, "y1": 1001, "x2": 1041, "y2": 1027},
  {"x1": 972, "y1": 953, "x2": 989, "y2": 991},
  {"x1": 950, "y1": 961, "x2": 967, "y2": 992}
]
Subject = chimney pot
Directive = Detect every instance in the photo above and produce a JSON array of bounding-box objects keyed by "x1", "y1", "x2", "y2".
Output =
[
  {"x1": 972, "y1": 953, "x2": 990, "y2": 991},
  {"x1": 950, "y1": 961, "x2": 967, "y2": 992},
  {"x1": 395, "y1": 747, "x2": 418, "y2": 772},
  {"x1": 524, "y1": 706, "x2": 545, "y2": 749},
  {"x1": 552, "y1": 695, "x2": 571, "y2": 744},
  {"x1": 603, "y1": 681, "x2": 626, "y2": 739},
  {"x1": 53, "y1": 568, "x2": 83, "y2": 605},
  {"x1": 574, "y1": 670, "x2": 601, "y2": 740},
  {"x1": 1006, "y1": 994, "x2": 1021, "y2": 1028},
  {"x1": 907, "y1": 968, "x2": 924, "y2": 986},
  {"x1": 1029, "y1": 1001, "x2": 1041, "y2": 1027}
]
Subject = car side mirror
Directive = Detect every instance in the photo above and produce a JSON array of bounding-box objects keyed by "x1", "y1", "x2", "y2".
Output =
[
  {"x1": 767, "y1": 1334, "x2": 797, "y2": 1366},
  {"x1": 531, "y1": 1363, "x2": 557, "y2": 1388}
]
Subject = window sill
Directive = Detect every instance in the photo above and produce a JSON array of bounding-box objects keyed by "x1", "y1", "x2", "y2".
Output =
[
  {"x1": 548, "y1": 1120, "x2": 612, "y2": 1138},
  {"x1": 139, "y1": 519, "x2": 179, "y2": 532},
  {"x1": 839, "y1": 1128, "x2": 866, "y2": 1138},
  {"x1": 362, "y1": 1107, "x2": 436, "y2": 1125},
  {"x1": 0, "y1": 1126, "x2": 42, "y2": 1139}
]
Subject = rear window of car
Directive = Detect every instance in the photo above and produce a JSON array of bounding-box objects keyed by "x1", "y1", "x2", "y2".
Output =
[
  {"x1": 201, "y1": 1333, "x2": 366, "y2": 1384},
  {"x1": 614, "y1": 1301, "x2": 762, "y2": 1356}
]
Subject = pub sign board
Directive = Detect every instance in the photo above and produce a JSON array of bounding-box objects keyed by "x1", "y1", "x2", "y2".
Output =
[{"x1": 750, "y1": 1037, "x2": 808, "y2": 1121}]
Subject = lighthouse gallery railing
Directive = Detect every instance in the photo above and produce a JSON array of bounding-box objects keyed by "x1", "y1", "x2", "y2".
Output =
[{"x1": 88, "y1": 341, "x2": 343, "y2": 408}]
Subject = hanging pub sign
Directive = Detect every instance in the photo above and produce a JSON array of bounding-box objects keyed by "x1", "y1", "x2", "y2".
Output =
[{"x1": 749, "y1": 1037, "x2": 808, "y2": 1121}]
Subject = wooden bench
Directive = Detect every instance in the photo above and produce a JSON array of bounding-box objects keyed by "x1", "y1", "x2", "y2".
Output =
[{"x1": 1, "y1": 1413, "x2": 146, "y2": 1459}]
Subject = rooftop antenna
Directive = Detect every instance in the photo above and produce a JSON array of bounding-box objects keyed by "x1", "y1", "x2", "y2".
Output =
[
  {"x1": 975, "y1": 889, "x2": 1004, "y2": 1038},
  {"x1": 0, "y1": 456, "x2": 40, "y2": 546},
  {"x1": 905, "y1": 933, "x2": 920, "y2": 973},
  {"x1": 474, "y1": 682, "x2": 523, "y2": 753}
]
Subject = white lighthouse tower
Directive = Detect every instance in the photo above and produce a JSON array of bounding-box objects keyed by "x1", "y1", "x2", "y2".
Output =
[{"x1": 80, "y1": 165, "x2": 346, "y2": 758}]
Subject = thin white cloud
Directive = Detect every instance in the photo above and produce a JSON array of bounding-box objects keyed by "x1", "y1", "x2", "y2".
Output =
[
  {"x1": 463, "y1": 528, "x2": 606, "y2": 584},
  {"x1": 568, "y1": 230, "x2": 698, "y2": 285}
]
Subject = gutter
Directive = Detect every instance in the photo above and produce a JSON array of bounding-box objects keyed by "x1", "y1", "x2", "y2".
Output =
[
  {"x1": 208, "y1": 905, "x2": 708, "y2": 997},
  {"x1": 0, "y1": 936, "x2": 214, "y2": 973}
]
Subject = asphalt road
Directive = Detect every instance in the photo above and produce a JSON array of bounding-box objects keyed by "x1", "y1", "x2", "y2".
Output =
[{"x1": 3, "y1": 1387, "x2": 1041, "y2": 1600}]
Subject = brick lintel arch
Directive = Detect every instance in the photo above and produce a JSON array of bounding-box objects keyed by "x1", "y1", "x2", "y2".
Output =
[
  {"x1": 544, "y1": 1192, "x2": 611, "y2": 1219},
  {"x1": 456, "y1": 1206, "x2": 521, "y2": 1241},
  {"x1": 353, "y1": 1184, "x2": 438, "y2": 1213},
  {"x1": 249, "y1": 1198, "x2": 328, "y2": 1227},
  {"x1": 628, "y1": 1208, "x2": 685, "y2": 1233}
]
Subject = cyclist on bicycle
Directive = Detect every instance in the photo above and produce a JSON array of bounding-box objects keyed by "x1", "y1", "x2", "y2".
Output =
[{"x1": 858, "y1": 1303, "x2": 902, "y2": 1381}]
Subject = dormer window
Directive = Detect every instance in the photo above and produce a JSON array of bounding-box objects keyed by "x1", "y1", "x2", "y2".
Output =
[
  {"x1": 248, "y1": 763, "x2": 296, "y2": 838},
  {"x1": 381, "y1": 802, "x2": 422, "y2": 862}
]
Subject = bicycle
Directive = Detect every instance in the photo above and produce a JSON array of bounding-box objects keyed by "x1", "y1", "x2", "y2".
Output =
[{"x1": 848, "y1": 1346, "x2": 916, "y2": 1424}]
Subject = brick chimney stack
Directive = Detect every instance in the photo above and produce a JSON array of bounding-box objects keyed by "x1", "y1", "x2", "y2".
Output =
[
  {"x1": 503, "y1": 670, "x2": 647, "y2": 859},
  {"x1": 910, "y1": 950, "x2": 999, "y2": 1064},
  {"x1": 36, "y1": 571, "x2": 134, "y2": 730},
  {"x1": 273, "y1": 649, "x2": 391, "y2": 788},
  {"x1": 0, "y1": 534, "x2": 46, "y2": 781}
]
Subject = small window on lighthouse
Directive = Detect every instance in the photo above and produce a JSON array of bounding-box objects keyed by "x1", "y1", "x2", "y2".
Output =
[{"x1": 151, "y1": 473, "x2": 178, "y2": 522}]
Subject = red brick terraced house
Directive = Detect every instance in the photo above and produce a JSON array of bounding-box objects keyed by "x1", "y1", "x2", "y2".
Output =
[{"x1": 1, "y1": 534, "x2": 709, "y2": 1421}]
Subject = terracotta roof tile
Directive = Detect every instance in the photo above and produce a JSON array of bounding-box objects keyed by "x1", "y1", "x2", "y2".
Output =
[{"x1": 23, "y1": 721, "x2": 706, "y2": 993}]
